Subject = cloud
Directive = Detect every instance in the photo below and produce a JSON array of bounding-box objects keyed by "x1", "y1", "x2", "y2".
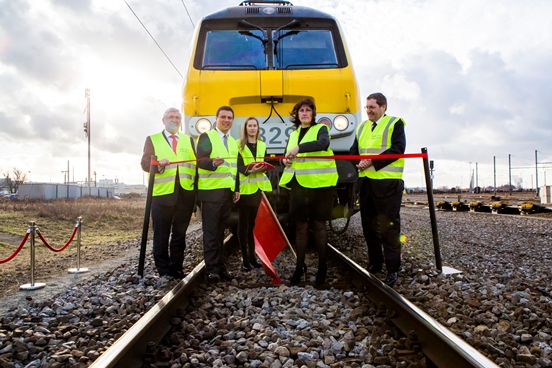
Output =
[{"x1": 1, "y1": 0, "x2": 552, "y2": 187}]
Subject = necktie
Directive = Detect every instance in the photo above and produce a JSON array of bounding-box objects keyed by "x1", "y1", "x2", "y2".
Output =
[
  {"x1": 371, "y1": 122, "x2": 377, "y2": 131},
  {"x1": 222, "y1": 134, "x2": 228, "y2": 150},
  {"x1": 170, "y1": 134, "x2": 178, "y2": 154}
]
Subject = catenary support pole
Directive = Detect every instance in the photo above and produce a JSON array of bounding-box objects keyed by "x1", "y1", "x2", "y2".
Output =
[
  {"x1": 536, "y1": 150, "x2": 539, "y2": 196},
  {"x1": 138, "y1": 155, "x2": 157, "y2": 277},
  {"x1": 421, "y1": 147, "x2": 442, "y2": 272}
]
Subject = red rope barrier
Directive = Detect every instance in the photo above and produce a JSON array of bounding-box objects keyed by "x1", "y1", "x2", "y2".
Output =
[
  {"x1": 0, "y1": 231, "x2": 30, "y2": 264},
  {"x1": 37, "y1": 224, "x2": 79, "y2": 253},
  {"x1": 151, "y1": 152, "x2": 428, "y2": 166}
]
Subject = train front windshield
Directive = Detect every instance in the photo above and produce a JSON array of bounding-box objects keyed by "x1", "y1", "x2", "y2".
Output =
[
  {"x1": 201, "y1": 29, "x2": 339, "y2": 70},
  {"x1": 203, "y1": 30, "x2": 266, "y2": 70},
  {"x1": 274, "y1": 30, "x2": 338, "y2": 69}
]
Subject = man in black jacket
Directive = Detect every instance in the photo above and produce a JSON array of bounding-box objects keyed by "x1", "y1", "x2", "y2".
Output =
[
  {"x1": 350, "y1": 93, "x2": 406, "y2": 287},
  {"x1": 196, "y1": 106, "x2": 240, "y2": 283},
  {"x1": 141, "y1": 107, "x2": 196, "y2": 278}
]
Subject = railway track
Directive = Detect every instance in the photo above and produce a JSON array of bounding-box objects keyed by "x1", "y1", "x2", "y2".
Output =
[{"x1": 90, "y1": 237, "x2": 497, "y2": 368}]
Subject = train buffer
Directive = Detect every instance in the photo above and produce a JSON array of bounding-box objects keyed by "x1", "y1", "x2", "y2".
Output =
[
  {"x1": 451, "y1": 201, "x2": 469, "y2": 212},
  {"x1": 436, "y1": 200, "x2": 470, "y2": 211},
  {"x1": 436, "y1": 200, "x2": 452, "y2": 211},
  {"x1": 491, "y1": 201, "x2": 519, "y2": 215},
  {"x1": 469, "y1": 201, "x2": 492, "y2": 213},
  {"x1": 519, "y1": 202, "x2": 552, "y2": 215}
]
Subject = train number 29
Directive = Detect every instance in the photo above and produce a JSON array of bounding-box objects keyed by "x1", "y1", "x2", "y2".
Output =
[{"x1": 259, "y1": 126, "x2": 294, "y2": 145}]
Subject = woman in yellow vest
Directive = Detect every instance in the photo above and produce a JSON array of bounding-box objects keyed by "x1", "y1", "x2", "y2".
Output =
[
  {"x1": 237, "y1": 117, "x2": 272, "y2": 271},
  {"x1": 279, "y1": 98, "x2": 338, "y2": 285}
]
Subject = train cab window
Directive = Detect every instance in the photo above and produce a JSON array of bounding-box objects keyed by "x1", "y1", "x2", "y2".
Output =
[
  {"x1": 273, "y1": 29, "x2": 339, "y2": 70},
  {"x1": 202, "y1": 30, "x2": 266, "y2": 70}
]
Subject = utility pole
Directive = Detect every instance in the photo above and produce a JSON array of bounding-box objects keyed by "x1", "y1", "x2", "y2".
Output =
[
  {"x1": 84, "y1": 88, "x2": 91, "y2": 187},
  {"x1": 493, "y1": 156, "x2": 497, "y2": 196},
  {"x1": 475, "y1": 162, "x2": 479, "y2": 192},
  {"x1": 508, "y1": 154, "x2": 512, "y2": 195},
  {"x1": 535, "y1": 150, "x2": 539, "y2": 196},
  {"x1": 469, "y1": 161, "x2": 473, "y2": 193}
]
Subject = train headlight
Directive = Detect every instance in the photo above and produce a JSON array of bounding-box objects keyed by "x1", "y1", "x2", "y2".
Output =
[
  {"x1": 318, "y1": 117, "x2": 332, "y2": 131},
  {"x1": 333, "y1": 115, "x2": 348, "y2": 131},
  {"x1": 195, "y1": 118, "x2": 212, "y2": 133}
]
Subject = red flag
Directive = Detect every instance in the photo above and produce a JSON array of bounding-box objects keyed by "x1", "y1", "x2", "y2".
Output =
[{"x1": 253, "y1": 193, "x2": 293, "y2": 284}]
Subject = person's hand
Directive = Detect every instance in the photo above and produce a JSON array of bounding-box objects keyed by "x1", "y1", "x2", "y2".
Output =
[
  {"x1": 213, "y1": 157, "x2": 224, "y2": 168},
  {"x1": 282, "y1": 158, "x2": 292, "y2": 167},
  {"x1": 285, "y1": 146, "x2": 300, "y2": 160},
  {"x1": 356, "y1": 159, "x2": 373, "y2": 170},
  {"x1": 158, "y1": 158, "x2": 170, "y2": 167},
  {"x1": 248, "y1": 163, "x2": 265, "y2": 174},
  {"x1": 233, "y1": 192, "x2": 240, "y2": 203}
]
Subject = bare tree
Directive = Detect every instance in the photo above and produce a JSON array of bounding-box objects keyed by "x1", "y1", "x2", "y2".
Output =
[{"x1": 3, "y1": 168, "x2": 28, "y2": 194}]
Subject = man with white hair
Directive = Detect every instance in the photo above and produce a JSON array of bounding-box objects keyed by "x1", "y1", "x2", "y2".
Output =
[{"x1": 141, "y1": 107, "x2": 197, "y2": 278}]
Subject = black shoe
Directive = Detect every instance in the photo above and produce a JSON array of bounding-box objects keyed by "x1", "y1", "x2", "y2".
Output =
[
  {"x1": 367, "y1": 264, "x2": 382, "y2": 274},
  {"x1": 290, "y1": 264, "x2": 307, "y2": 285},
  {"x1": 170, "y1": 270, "x2": 184, "y2": 279},
  {"x1": 316, "y1": 265, "x2": 327, "y2": 285},
  {"x1": 207, "y1": 273, "x2": 220, "y2": 284},
  {"x1": 385, "y1": 272, "x2": 398, "y2": 287},
  {"x1": 219, "y1": 270, "x2": 234, "y2": 281},
  {"x1": 249, "y1": 258, "x2": 262, "y2": 269},
  {"x1": 241, "y1": 262, "x2": 252, "y2": 272}
]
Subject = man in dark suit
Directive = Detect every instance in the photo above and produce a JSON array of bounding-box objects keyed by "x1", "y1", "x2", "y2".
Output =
[
  {"x1": 141, "y1": 107, "x2": 196, "y2": 278},
  {"x1": 196, "y1": 106, "x2": 240, "y2": 283},
  {"x1": 349, "y1": 93, "x2": 406, "y2": 287}
]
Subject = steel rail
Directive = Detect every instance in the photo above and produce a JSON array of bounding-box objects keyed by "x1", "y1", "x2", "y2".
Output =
[
  {"x1": 327, "y1": 243, "x2": 498, "y2": 368},
  {"x1": 89, "y1": 261, "x2": 206, "y2": 368},
  {"x1": 92, "y1": 239, "x2": 498, "y2": 367}
]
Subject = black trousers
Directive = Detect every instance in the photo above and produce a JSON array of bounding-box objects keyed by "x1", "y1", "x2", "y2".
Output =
[
  {"x1": 201, "y1": 190, "x2": 234, "y2": 274},
  {"x1": 151, "y1": 189, "x2": 195, "y2": 277},
  {"x1": 358, "y1": 178, "x2": 403, "y2": 273},
  {"x1": 238, "y1": 204, "x2": 260, "y2": 262}
]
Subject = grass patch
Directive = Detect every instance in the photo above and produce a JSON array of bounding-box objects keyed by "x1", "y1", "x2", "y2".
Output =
[
  {"x1": 0, "y1": 196, "x2": 147, "y2": 245},
  {"x1": 0, "y1": 196, "x2": 149, "y2": 297}
]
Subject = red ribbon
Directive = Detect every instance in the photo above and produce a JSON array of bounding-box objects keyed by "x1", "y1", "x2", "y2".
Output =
[{"x1": 150, "y1": 152, "x2": 428, "y2": 166}]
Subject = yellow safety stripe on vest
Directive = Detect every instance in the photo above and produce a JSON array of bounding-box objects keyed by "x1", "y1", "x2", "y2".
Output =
[
  {"x1": 361, "y1": 166, "x2": 404, "y2": 173},
  {"x1": 198, "y1": 172, "x2": 236, "y2": 179},
  {"x1": 241, "y1": 176, "x2": 268, "y2": 185},
  {"x1": 284, "y1": 167, "x2": 339, "y2": 175},
  {"x1": 178, "y1": 173, "x2": 196, "y2": 181}
]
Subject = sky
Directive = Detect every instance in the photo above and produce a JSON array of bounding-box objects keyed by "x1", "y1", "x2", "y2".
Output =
[{"x1": 1, "y1": 0, "x2": 552, "y2": 190}]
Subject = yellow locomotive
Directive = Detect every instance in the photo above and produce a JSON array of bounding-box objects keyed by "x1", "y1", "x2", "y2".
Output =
[{"x1": 182, "y1": 0, "x2": 361, "y2": 231}]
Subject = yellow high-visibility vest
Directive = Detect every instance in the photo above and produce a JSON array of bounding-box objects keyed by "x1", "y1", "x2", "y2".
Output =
[
  {"x1": 150, "y1": 132, "x2": 196, "y2": 195},
  {"x1": 239, "y1": 141, "x2": 272, "y2": 195},
  {"x1": 197, "y1": 130, "x2": 238, "y2": 191},
  {"x1": 279, "y1": 124, "x2": 338, "y2": 189},
  {"x1": 356, "y1": 115, "x2": 405, "y2": 180}
]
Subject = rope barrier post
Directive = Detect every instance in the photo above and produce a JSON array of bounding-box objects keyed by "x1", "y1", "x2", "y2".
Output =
[
  {"x1": 20, "y1": 221, "x2": 46, "y2": 290},
  {"x1": 68, "y1": 216, "x2": 89, "y2": 274},
  {"x1": 138, "y1": 155, "x2": 157, "y2": 277},
  {"x1": 421, "y1": 147, "x2": 442, "y2": 272}
]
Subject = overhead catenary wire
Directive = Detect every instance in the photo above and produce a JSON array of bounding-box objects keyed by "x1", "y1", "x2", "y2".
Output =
[
  {"x1": 181, "y1": 0, "x2": 195, "y2": 29},
  {"x1": 123, "y1": 0, "x2": 183, "y2": 78}
]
